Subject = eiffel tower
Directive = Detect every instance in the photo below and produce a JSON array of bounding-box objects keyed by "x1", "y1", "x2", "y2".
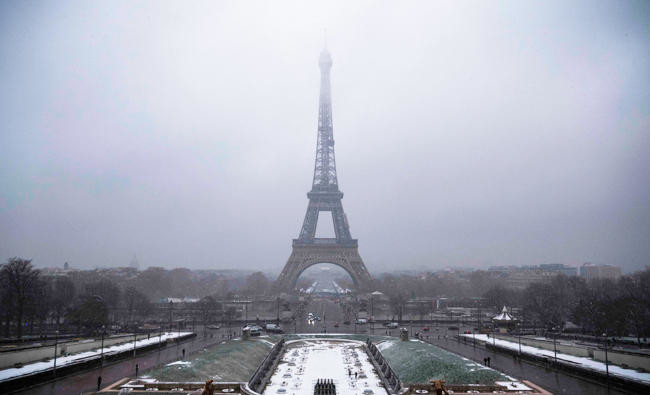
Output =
[{"x1": 276, "y1": 47, "x2": 373, "y2": 292}]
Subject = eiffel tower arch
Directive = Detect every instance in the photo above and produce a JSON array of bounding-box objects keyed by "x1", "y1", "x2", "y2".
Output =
[{"x1": 276, "y1": 48, "x2": 373, "y2": 292}]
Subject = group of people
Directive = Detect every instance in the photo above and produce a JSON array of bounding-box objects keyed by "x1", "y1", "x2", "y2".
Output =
[{"x1": 483, "y1": 356, "x2": 492, "y2": 366}]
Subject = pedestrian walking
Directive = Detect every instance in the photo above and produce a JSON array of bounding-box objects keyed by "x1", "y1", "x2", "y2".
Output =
[
  {"x1": 136, "y1": 363, "x2": 139, "y2": 377},
  {"x1": 97, "y1": 375, "x2": 102, "y2": 391},
  {"x1": 182, "y1": 348, "x2": 185, "y2": 359},
  {"x1": 487, "y1": 357, "x2": 491, "y2": 367}
]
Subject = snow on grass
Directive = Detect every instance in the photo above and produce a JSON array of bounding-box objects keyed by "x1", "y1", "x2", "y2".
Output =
[
  {"x1": 463, "y1": 334, "x2": 650, "y2": 384},
  {"x1": 376, "y1": 340, "x2": 395, "y2": 351},
  {"x1": 0, "y1": 332, "x2": 193, "y2": 382},
  {"x1": 166, "y1": 361, "x2": 192, "y2": 367},
  {"x1": 256, "y1": 339, "x2": 275, "y2": 347}
]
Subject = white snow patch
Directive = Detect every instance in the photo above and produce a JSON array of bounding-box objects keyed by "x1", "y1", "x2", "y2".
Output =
[
  {"x1": 463, "y1": 334, "x2": 650, "y2": 384},
  {"x1": 0, "y1": 332, "x2": 193, "y2": 382},
  {"x1": 495, "y1": 381, "x2": 532, "y2": 391},
  {"x1": 376, "y1": 340, "x2": 395, "y2": 351},
  {"x1": 166, "y1": 361, "x2": 192, "y2": 366},
  {"x1": 263, "y1": 339, "x2": 388, "y2": 395}
]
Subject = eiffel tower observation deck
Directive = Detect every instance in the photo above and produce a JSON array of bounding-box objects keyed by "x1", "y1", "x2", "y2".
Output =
[{"x1": 276, "y1": 48, "x2": 373, "y2": 291}]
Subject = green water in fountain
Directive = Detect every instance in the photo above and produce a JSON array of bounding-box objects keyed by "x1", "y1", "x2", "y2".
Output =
[
  {"x1": 376, "y1": 338, "x2": 507, "y2": 384},
  {"x1": 143, "y1": 334, "x2": 507, "y2": 385},
  {"x1": 142, "y1": 338, "x2": 273, "y2": 382}
]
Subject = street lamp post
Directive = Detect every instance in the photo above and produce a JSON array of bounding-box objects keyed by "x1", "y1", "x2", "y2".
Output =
[
  {"x1": 603, "y1": 333, "x2": 610, "y2": 383},
  {"x1": 168, "y1": 300, "x2": 173, "y2": 332},
  {"x1": 553, "y1": 333, "x2": 557, "y2": 364},
  {"x1": 133, "y1": 328, "x2": 137, "y2": 358},
  {"x1": 100, "y1": 325, "x2": 106, "y2": 367},
  {"x1": 472, "y1": 328, "x2": 476, "y2": 347},
  {"x1": 53, "y1": 330, "x2": 59, "y2": 376}
]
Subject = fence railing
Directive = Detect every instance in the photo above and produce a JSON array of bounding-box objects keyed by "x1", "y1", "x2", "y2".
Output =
[
  {"x1": 248, "y1": 338, "x2": 285, "y2": 393},
  {"x1": 366, "y1": 338, "x2": 401, "y2": 393}
]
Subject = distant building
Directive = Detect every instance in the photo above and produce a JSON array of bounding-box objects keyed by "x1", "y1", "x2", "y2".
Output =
[
  {"x1": 504, "y1": 269, "x2": 555, "y2": 289},
  {"x1": 41, "y1": 267, "x2": 78, "y2": 278},
  {"x1": 580, "y1": 263, "x2": 622, "y2": 281},
  {"x1": 129, "y1": 254, "x2": 140, "y2": 269},
  {"x1": 538, "y1": 263, "x2": 577, "y2": 276},
  {"x1": 486, "y1": 263, "x2": 578, "y2": 289},
  {"x1": 488, "y1": 263, "x2": 577, "y2": 277}
]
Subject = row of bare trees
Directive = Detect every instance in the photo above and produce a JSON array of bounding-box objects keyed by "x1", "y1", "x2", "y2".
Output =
[
  {"x1": 512, "y1": 272, "x2": 650, "y2": 343},
  {"x1": 0, "y1": 258, "x2": 154, "y2": 338},
  {"x1": 372, "y1": 269, "x2": 649, "y2": 343},
  {"x1": 0, "y1": 258, "x2": 259, "y2": 338}
]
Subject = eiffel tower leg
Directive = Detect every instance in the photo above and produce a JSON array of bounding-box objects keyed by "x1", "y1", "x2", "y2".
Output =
[{"x1": 275, "y1": 244, "x2": 373, "y2": 292}]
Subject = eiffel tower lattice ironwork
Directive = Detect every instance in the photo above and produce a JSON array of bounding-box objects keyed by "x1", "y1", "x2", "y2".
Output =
[{"x1": 276, "y1": 48, "x2": 372, "y2": 292}]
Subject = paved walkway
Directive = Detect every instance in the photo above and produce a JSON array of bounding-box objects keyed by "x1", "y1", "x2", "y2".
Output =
[{"x1": 12, "y1": 329, "x2": 228, "y2": 395}]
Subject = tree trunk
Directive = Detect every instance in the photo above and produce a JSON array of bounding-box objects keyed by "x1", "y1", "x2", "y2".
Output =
[
  {"x1": 2, "y1": 312, "x2": 9, "y2": 338},
  {"x1": 16, "y1": 304, "x2": 24, "y2": 339}
]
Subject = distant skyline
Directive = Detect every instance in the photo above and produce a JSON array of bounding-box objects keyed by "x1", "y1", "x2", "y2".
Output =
[{"x1": 1, "y1": 1, "x2": 649, "y2": 273}]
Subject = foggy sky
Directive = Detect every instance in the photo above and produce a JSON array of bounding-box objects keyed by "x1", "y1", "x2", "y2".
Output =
[{"x1": 1, "y1": 1, "x2": 649, "y2": 273}]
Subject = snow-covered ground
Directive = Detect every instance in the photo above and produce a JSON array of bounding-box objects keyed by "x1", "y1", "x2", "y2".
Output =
[
  {"x1": 463, "y1": 334, "x2": 650, "y2": 384},
  {"x1": 0, "y1": 332, "x2": 193, "y2": 382},
  {"x1": 263, "y1": 339, "x2": 388, "y2": 395}
]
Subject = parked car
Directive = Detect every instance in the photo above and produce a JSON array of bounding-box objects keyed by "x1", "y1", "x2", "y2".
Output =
[
  {"x1": 386, "y1": 322, "x2": 399, "y2": 329},
  {"x1": 265, "y1": 323, "x2": 284, "y2": 333},
  {"x1": 242, "y1": 324, "x2": 262, "y2": 336}
]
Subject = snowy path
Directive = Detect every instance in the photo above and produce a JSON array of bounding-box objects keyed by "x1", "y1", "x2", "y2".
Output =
[
  {"x1": 263, "y1": 339, "x2": 388, "y2": 395},
  {"x1": 462, "y1": 334, "x2": 650, "y2": 385},
  {"x1": 0, "y1": 332, "x2": 193, "y2": 382}
]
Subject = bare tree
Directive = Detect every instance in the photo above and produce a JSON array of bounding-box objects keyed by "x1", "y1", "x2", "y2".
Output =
[
  {"x1": 619, "y1": 271, "x2": 650, "y2": 346},
  {"x1": 124, "y1": 286, "x2": 152, "y2": 324},
  {"x1": 50, "y1": 276, "x2": 75, "y2": 327},
  {"x1": 243, "y1": 272, "x2": 269, "y2": 296},
  {"x1": 0, "y1": 258, "x2": 40, "y2": 338}
]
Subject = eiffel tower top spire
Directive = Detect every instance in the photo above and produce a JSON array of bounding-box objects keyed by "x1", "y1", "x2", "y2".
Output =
[{"x1": 312, "y1": 46, "x2": 338, "y2": 192}]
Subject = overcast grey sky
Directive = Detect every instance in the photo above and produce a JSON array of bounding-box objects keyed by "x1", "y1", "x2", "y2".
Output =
[{"x1": 1, "y1": 1, "x2": 649, "y2": 273}]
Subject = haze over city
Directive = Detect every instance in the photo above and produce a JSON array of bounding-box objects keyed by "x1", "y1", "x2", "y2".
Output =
[{"x1": 2, "y1": 1, "x2": 649, "y2": 273}]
